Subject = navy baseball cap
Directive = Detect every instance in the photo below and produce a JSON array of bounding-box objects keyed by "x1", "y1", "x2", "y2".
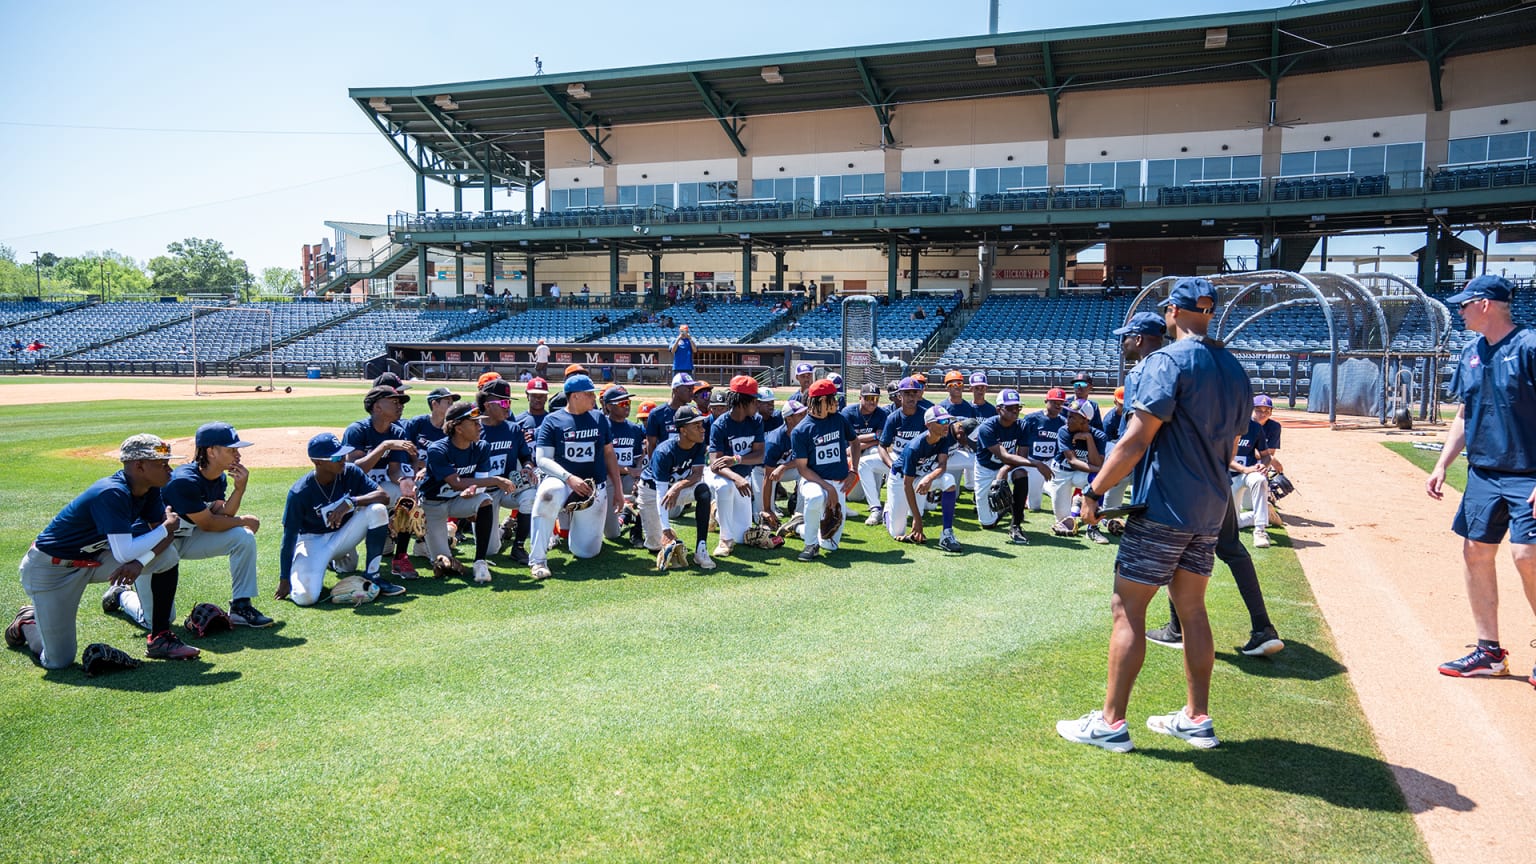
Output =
[
  {"x1": 1159, "y1": 277, "x2": 1218, "y2": 312},
  {"x1": 563, "y1": 374, "x2": 596, "y2": 394},
  {"x1": 673, "y1": 405, "x2": 706, "y2": 426},
  {"x1": 1446, "y1": 274, "x2": 1514, "y2": 306},
  {"x1": 373, "y1": 372, "x2": 410, "y2": 391},
  {"x1": 1113, "y1": 311, "x2": 1168, "y2": 337},
  {"x1": 602, "y1": 386, "x2": 631, "y2": 405},
  {"x1": 195, "y1": 421, "x2": 252, "y2": 449},
  {"x1": 426, "y1": 386, "x2": 461, "y2": 403},
  {"x1": 307, "y1": 432, "x2": 353, "y2": 461}
]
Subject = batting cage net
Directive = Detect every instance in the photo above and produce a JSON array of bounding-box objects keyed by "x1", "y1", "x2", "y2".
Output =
[
  {"x1": 191, "y1": 305, "x2": 275, "y2": 396},
  {"x1": 840, "y1": 295, "x2": 901, "y2": 388}
]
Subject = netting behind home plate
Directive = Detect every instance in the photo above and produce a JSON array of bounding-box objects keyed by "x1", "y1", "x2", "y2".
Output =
[{"x1": 841, "y1": 295, "x2": 900, "y2": 388}]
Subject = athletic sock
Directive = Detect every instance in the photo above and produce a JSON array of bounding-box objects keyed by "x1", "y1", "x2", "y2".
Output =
[
  {"x1": 515, "y1": 512, "x2": 531, "y2": 548},
  {"x1": 1477, "y1": 638, "x2": 1502, "y2": 651},
  {"x1": 393, "y1": 532, "x2": 410, "y2": 559},
  {"x1": 694, "y1": 484, "x2": 713, "y2": 547},
  {"x1": 474, "y1": 504, "x2": 494, "y2": 560},
  {"x1": 364, "y1": 525, "x2": 388, "y2": 578},
  {"x1": 1167, "y1": 601, "x2": 1182, "y2": 635},
  {"x1": 149, "y1": 565, "x2": 179, "y2": 633},
  {"x1": 941, "y1": 488, "x2": 957, "y2": 532},
  {"x1": 1229, "y1": 555, "x2": 1273, "y2": 632},
  {"x1": 1010, "y1": 476, "x2": 1029, "y2": 525}
]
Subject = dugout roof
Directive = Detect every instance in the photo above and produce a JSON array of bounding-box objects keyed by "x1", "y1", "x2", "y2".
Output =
[{"x1": 350, "y1": 0, "x2": 1536, "y2": 187}]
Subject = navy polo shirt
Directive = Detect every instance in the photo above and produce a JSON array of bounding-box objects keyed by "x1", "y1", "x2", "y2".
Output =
[
  {"x1": 35, "y1": 471, "x2": 166, "y2": 560},
  {"x1": 162, "y1": 463, "x2": 227, "y2": 519},
  {"x1": 1451, "y1": 327, "x2": 1536, "y2": 473},
  {"x1": 422, "y1": 438, "x2": 493, "y2": 501},
  {"x1": 643, "y1": 437, "x2": 705, "y2": 485}
]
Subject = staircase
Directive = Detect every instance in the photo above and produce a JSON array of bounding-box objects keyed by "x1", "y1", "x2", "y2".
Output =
[
  {"x1": 317, "y1": 243, "x2": 418, "y2": 296},
  {"x1": 910, "y1": 303, "x2": 979, "y2": 370}
]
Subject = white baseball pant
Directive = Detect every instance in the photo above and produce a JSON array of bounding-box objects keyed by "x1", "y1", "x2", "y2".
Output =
[
  {"x1": 884, "y1": 472, "x2": 955, "y2": 538},
  {"x1": 529, "y1": 477, "x2": 608, "y2": 563},
  {"x1": 17, "y1": 544, "x2": 179, "y2": 669},
  {"x1": 797, "y1": 479, "x2": 848, "y2": 550},
  {"x1": 287, "y1": 503, "x2": 390, "y2": 607}
]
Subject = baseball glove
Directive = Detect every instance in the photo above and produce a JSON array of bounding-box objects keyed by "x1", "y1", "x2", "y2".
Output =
[
  {"x1": 742, "y1": 524, "x2": 785, "y2": 549},
  {"x1": 562, "y1": 489, "x2": 598, "y2": 514},
  {"x1": 1102, "y1": 518, "x2": 1126, "y2": 536},
  {"x1": 1268, "y1": 471, "x2": 1296, "y2": 501},
  {"x1": 656, "y1": 540, "x2": 688, "y2": 571},
  {"x1": 389, "y1": 497, "x2": 416, "y2": 536},
  {"x1": 81, "y1": 642, "x2": 142, "y2": 677},
  {"x1": 183, "y1": 602, "x2": 232, "y2": 638},
  {"x1": 329, "y1": 574, "x2": 379, "y2": 606},
  {"x1": 432, "y1": 555, "x2": 464, "y2": 579},
  {"x1": 819, "y1": 499, "x2": 843, "y2": 541},
  {"x1": 776, "y1": 511, "x2": 804, "y2": 539},
  {"x1": 988, "y1": 473, "x2": 1014, "y2": 516},
  {"x1": 1051, "y1": 517, "x2": 1077, "y2": 537}
]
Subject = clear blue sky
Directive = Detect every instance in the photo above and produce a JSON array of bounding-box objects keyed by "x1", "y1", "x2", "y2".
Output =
[{"x1": 1, "y1": 0, "x2": 1528, "y2": 277}]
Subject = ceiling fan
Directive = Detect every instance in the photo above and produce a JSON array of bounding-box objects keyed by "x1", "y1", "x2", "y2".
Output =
[
  {"x1": 859, "y1": 122, "x2": 906, "y2": 151},
  {"x1": 1245, "y1": 98, "x2": 1305, "y2": 130}
]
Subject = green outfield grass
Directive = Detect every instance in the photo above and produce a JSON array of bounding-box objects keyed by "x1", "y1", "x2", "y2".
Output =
[
  {"x1": 1384, "y1": 440, "x2": 1468, "y2": 492},
  {"x1": 0, "y1": 395, "x2": 1428, "y2": 864}
]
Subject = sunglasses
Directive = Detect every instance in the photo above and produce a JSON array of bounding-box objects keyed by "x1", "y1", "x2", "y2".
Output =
[
  {"x1": 1459, "y1": 298, "x2": 1484, "y2": 311},
  {"x1": 484, "y1": 398, "x2": 511, "y2": 409}
]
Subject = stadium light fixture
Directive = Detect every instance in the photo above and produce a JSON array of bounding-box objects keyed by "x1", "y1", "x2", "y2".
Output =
[
  {"x1": 566, "y1": 83, "x2": 591, "y2": 99},
  {"x1": 975, "y1": 48, "x2": 997, "y2": 67},
  {"x1": 1204, "y1": 28, "x2": 1228, "y2": 49},
  {"x1": 761, "y1": 66, "x2": 783, "y2": 84}
]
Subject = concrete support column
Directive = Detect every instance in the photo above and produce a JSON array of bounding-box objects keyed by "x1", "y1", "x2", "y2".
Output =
[
  {"x1": 1047, "y1": 240, "x2": 1064, "y2": 298},
  {"x1": 609, "y1": 245, "x2": 620, "y2": 297},
  {"x1": 452, "y1": 186, "x2": 465, "y2": 297},
  {"x1": 774, "y1": 248, "x2": 786, "y2": 292},
  {"x1": 651, "y1": 254, "x2": 663, "y2": 307},
  {"x1": 1258, "y1": 224, "x2": 1276, "y2": 270},
  {"x1": 979, "y1": 241, "x2": 996, "y2": 301},
  {"x1": 909, "y1": 246, "x2": 919, "y2": 296},
  {"x1": 526, "y1": 255, "x2": 537, "y2": 301},
  {"x1": 887, "y1": 239, "x2": 899, "y2": 302},
  {"x1": 741, "y1": 244, "x2": 753, "y2": 299}
]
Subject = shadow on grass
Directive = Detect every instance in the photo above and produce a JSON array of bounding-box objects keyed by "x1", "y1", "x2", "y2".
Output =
[
  {"x1": 1140, "y1": 738, "x2": 1464, "y2": 813},
  {"x1": 193, "y1": 621, "x2": 306, "y2": 653},
  {"x1": 44, "y1": 659, "x2": 241, "y2": 691},
  {"x1": 1216, "y1": 640, "x2": 1346, "y2": 680},
  {"x1": 819, "y1": 548, "x2": 910, "y2": 571}
]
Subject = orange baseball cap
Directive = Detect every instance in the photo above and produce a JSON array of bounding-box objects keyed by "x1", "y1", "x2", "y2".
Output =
[
  {"x1": 477, "y1": 371, "x2": 502, "y2": 390},
  {"x1": 637, "y1": 400, "x2": 657, "y2": 419},
  {"x1": 943, "y1": 370, "x2": 965, "y2": 385},
  {"x1": 564, "y1": 363, "x2": 588, "y2": 377},
  {"x1": 728, "y1": 374, "x2": 759, "y2": 396},
  {"x1": 1114, "y1": 386, "x2": 1125, "y2": 403}
]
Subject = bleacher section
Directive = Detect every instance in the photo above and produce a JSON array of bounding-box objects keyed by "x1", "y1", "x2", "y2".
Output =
[
  {"x1": 938, "y1": 296, "x2": 1132, "y2": 383},
  {"x1": 1272, "y1": 175, "x2": 1389, "y2": 201},
  {"x1": 761, "y1": 296, "x2": 947, "y2": 354},
  {"x1": 0, "y1": 302, "x2": 194, "y2": 362},
  {"x1": 1430, "y1": 162, "x2": 1535, "y2": 192},
  {"x1": 452, "y1": 308, "x2": 617, "y2": 344},
  {"x1": 271, "y1": 308, "x2": 487, "y2": 369},
  {"x1": 68, "y1": 302, "x2": 357, "y2": 362},
  {"x1": 0, "y1": 301, "x2": 68, "y2": 329},
  {"x1": 590, "y1": 302, "x2": 781, "y2": 345}
]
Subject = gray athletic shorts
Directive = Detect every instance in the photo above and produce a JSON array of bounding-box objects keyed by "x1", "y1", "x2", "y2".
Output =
[{"x1": 1114, "y1": 515, "x2": 1217, "y2": 587}]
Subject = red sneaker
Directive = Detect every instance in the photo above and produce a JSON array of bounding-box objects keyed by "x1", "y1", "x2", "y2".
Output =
[{"x1": 145, "y1": 630, "x2": 200, "y2": 661}]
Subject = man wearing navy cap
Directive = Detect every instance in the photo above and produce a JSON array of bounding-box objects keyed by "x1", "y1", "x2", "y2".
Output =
[
  {"x1": 968, "y1": 372, "x2": 998, "y2": 420},
  {"x1": 792, "y1": 362, "x2": 816, "y2": 404},
  {"x1": 106, "y1": 422, "x2": 273, "y2": 632},
  {"x1": 1060, "y1": 276, "x2": 1250, "y2": 752},
  {"x1": 276, "y1": 433, "x2": 401, "y2": 606},
  {"x1": 973, "y1": 389, "x2": 1052, "y2": 542},
  {"x1": 527, "y1": 374, "x2": 624, "y2": 580},
  {"x1": 1428, "y1": 274, "x2": 1536, "y2": 685}
]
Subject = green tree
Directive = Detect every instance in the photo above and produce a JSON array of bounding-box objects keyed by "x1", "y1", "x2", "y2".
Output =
[
  {"x1": 147, "y1": 237, "x2": 248, "y2": 295},
  {"x1": 258, "y1": 266, "x2": 301, "y2": 295},
  {"x1": 53, "y1": 251, "x2": 150, "y2": 297}
]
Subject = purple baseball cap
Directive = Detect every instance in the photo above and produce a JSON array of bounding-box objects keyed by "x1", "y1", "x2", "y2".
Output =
[
  {"x1": 923, "y1": 404, "x2": 953, "y2": 425},
  {"x1": 998, "y1": 389, "x2": 1021, "y2": 406}
]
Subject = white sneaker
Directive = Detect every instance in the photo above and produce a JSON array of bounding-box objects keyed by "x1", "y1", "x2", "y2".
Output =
[
  {"x1": 713, "y1": 540, "x2": 733, "y2": 558},
  {"x1": 864, "y1": 507, "x2": 883, "y2": 526},
  {"x1": 472, "y1": 560, "x2": 492, "y2": 584},
  {"x1": 1146, "y1": 708, "x2": 1220, "y2": 749},
  {"x1": 1056, "y1": 710, "x2": 1133, "y2": 753},
  {"x1": 1253, "y1": 529, "x2": 1271, "y2": 548},
  {"x1": 530, "y1": 562, "x2": 552, "y2": 581},
  {"x1": 694, "y1": 550, "x2": 716, "y2": 570}
]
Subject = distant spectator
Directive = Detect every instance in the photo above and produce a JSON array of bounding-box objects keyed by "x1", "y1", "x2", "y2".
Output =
[
  {"x1": 580, "y1": 283, "x2": 591, "y2": 305},
  {"x1": 911, "y1": 308, "x2": 926, "y2": 321},
  {"x1": 549, "y1": 284, "x2": 561, "y2": 304},
  {"x1": 27, "y1": 339, "x2": 46, "y2": 352},
  {"x1": 518, "y1": 370, "x2": 533, "y2": 383},
  {"x1": 8, "y1": 338, "x2": 21, "y2": 356},
  {"x1": 534, "y1": 338, "x2": 550, "y2": 378},
  {"x1": 671, "y1": 325, "x2": 695, "y2": 375}
]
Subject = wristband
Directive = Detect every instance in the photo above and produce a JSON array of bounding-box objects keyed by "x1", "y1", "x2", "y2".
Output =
[
  {"x1": 1082, "y1": 487, "x2": 1104, "y2": 504},
  {"x1": 135, "y1": 550, "x2": 155, "y2": 566}
]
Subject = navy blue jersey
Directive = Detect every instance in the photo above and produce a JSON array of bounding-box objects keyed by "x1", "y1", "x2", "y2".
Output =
[
  {"x1": 1231, "y1": 419, "x2": 1270, "y2": 473},
  {"x1": 974, "y1": 415, "x2": 1027, "y2": 471},
  {"x1": 709, "y1": 414, "x2": 764, "y2": 461},
  {"x1": 1260, "y1": 417, "x2": 1282, "y2": 451},
  {"x1": 896, "y1": 432, "x2": 954, "y2": 478},
  {"x1": 1020, "y1": 411, "x2": 1067, "y2": 463},
  {"x1": 342, "y1": 418, "x2": 412, "y2": 486},
  {"x1": 1452, "y1": 329, "x2": 1536, "y2": 473},
  {"x1": 645, "y1": 403, "x2": 680, "y2": 442},
  {"x1": 35, "y1": 471, "x2": 166, "y2": 560},
  {"x1": 480, "y1": 419, "x2": 531, "y2": 479},
  {"x1": 916, "y1": 398, "x2": 934, "y2": 411},
  {"x1": 422, "y1": 438, "x2": 493, "y2": 500},
  {"x1": 162, "y1": 462, "x2": 227, "y2": 519},
  {"x1": 1055, "y1": 424, "x2": 1110, "y2": 471},
  {"x1": 1127, "y1": 336, "x2": 1252, "y2": 534},
  {"x1": 279, "y1": 464, "x2": 379, "y2": 582},
  {"x1": 791, "y1": 413, "x2": 856, "y2": 481},
  {"x1": 608, "y1": 419, "x2": 645, "y2": 472},
  {"x1": 1102, "y1": 406, "x2": 1126, "y2": 443},
  {"x1": 642, "y1": 437, "x2": 706, "y2": 485},
  {"x1": 760, "y1": 411, "x2": 784, "y2": 435},
  {"x1": 536, "y1": 409, "x2": 611, "y2": 482},
  {"x1": 942, "y1": 398, "x2": 976, "y2": 419},
  {"x1": 402, "y1": 414, "x2": 448, "y2": 453},
  {"x1": 763, "y1": 426, "x2": 794, "y2": 468},
  {"x1": 515, "y1": 409, "x2": 549, "y2": 443},
  {"x1": 841, "y1": 403, "x2": 890, "y2": 438},
  {"x1": 970, "y1": 400, "x2": 999, "y2": 420},
  {"x1": 879, "y1": 408, "x2": 928, "y2": 458}
]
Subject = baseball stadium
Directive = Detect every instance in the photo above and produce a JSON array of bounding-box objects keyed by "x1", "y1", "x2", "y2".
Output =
[{"x1": 3, "y1": 1, "x2": 1536, "y2": 862}]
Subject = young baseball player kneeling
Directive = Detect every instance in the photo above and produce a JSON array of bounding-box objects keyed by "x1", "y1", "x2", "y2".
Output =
[
  {"x1": 527, "y1": 375, "x2": 625, "y2": 581},
  {"x1": 420, "y1": 402, "x2": 518, "y2": 584},
  {"x1": 789, "y1": 379, "x2": 862, "y2": 562},
  {"x1": 887, "y1": 405, "x2": 964, "y2": 552},
  {"x1": 638, "y1": 405, "x2": 715, "y2": 570}
]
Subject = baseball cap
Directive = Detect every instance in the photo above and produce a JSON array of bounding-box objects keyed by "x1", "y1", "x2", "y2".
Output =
[
  {"x1": 306, "y1": 432, "x2": 353, "y2": 461},
  {"x1": 673, "y1": 405, "x2": 706, "y2": 426},
  {"x1": 637, "y1": 400, "x2": 657, "y2": 420},
  {"x1": 194, "y1": 422, "x2": 252, "y2": 449},
  {"x1": 969, "y1": 372, "x2": 988, "y2": 386},
  {"x1": 364, "y1": 385, "x2": 410, "y2": 412},
  {"x1": 923, "y1": 405, "x2": 953, "y2": 425},
  {"x1": 120, "y1": 433, "x2": 172, "y2": 462},
  {"x1": 859, "y1": 382, "x2": 881, "y2": 397},
  {"x1": 564, "y1": 363, "x2": 588, "y2": 377},
  {"x1": 602, "y1": 386, "x2": 632, "y2": 405},
  {"x1": 476, "y1": 371, "x2": 501, "y2": 390},
  {"x1": 680, "y1": 323, "x2": 690, "y2": 332},
  {"x1": 525, "y1": 377, "x2": 549, "y2": 395},
  {"x1": 1158, "y1": 276, "x2": 1218, "y2": 312},
  {"x1": 693, "y1": 380, "x2": 714, "y2": 393},
  {"x1": 729, "y1": 374, "x2": 760, "y2": 396},
  {"x1": 670, "y1": 372, "x2": 696, "y2": 389},
  {"x1": 1072, "y1": 372, "x2": 1093, "y2": 386},
  {"x1": 1045, "y1": 387, "x2": 1068, "y2": 402},
  {"x1": 782, "y1": 399, "x2": 808, "y2": 416},
  {"x1": 373, "y1": 372, "x2": 410, "y2": 391},
  {"x1": 481, "y1": 379, "x2": 512, "y2": 399},
  {"x1": 808, "y1": 378, "x2": 838, "y2": 398},
  {"x1": 1113, "y1": 311, "x2": 1168, "y2": 337},
  {"x1": 709, "y1": 389, "x2": 729, "y2": 406},
  {"x1": 1114, "y1": 386, "x2": 1125, "y2": 403},
  {"x1": 757, "y1": 387, "x2": 776, "y2": 403},
  {"x1": 1253, "y1": 394, "x2": 1274, "y2": 408},
  {"x1": 943, "y1": 370, "x2": 965, "y2": 385},
  {"x1": 795, "y1": 362, "x2": 815, "y2": 376},
  {"x1": 998, "y1": 389, "x2": 1022, "y2": 407},
  {"x1": 1447, "y1": 273, "x2": 1514, "y2": 306},
  {"x1": 1067, "y1": 398, "x2": 1094, "y2": 419},
  {"x1": 913, "y1": 372, "x2": 928, "y2": 383},
  {"x1": 896, "y1": 376, "x2": 922, "y2": 392},
  {"x1": 427, "y1": 386, "x2": 461, "y2": 403},
  {"x1": 444, "y1": 402, "x2": 480, "y2": 427},
  {"x1": 563, "y1": 374, "x2": 595, "y2": 394},
  {"x1": 829, "y1": 372, "x2": 844, "y2": 390}
]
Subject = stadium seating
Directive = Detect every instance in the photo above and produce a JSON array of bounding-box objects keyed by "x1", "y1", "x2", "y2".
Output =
[
  {"x1": 271, "y1": 308, "x2": 488, "y2": 368},
  {"x1": 67, "y1": 301, "x2": 357, "y2": 362},
  {"x1": 0, "y1": 301, "x2": 68, "y2": 329},
  {"x1": 589, "y1": 301, "x2": 781, "y2": 345},
  {"x1": 0, "y1": 302, "x2": 195, "y2": 362},
  {"x1": 937, "y1": 296, "x2": 1132, "y2": 381},
  {"x1": 760, "y1": 296, "x2": 948, "y2": 354},
  {"x1": 451, "y1": 307, "x2": 619, "y2": 344}
]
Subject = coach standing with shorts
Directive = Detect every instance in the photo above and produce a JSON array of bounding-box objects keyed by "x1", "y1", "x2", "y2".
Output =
[
  {"x1": 1429, "y1": 275, "x2": 1536, "y2": 683},
  {"x1": 1057, "y1": 277, "x2": 1250, "y2": 752}
]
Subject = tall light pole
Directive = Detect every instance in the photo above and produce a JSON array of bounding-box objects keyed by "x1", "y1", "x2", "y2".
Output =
[
  {"x1": 1373, "y1": 245, "x2": 1385, "y2": 272},
  {"x1": 29, "y1": 251, "x2": 41, "y2": 294}
]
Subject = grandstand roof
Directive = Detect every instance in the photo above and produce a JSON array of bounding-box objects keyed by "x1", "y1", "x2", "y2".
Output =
[
  {"x1": 351, "y1": 0, "x2": 1534, "y2": 186},
  {"x1": 324, "y1": 221, "x2": 389, "y2": 238}
]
